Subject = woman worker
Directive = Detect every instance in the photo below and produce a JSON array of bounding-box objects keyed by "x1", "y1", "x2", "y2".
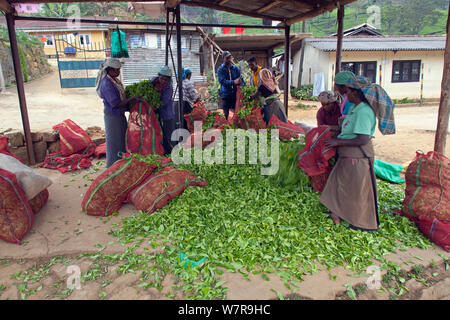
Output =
[
  {"x1": 334, "y1": 71, "x2": 355, "y2": 119},
  {"x1": 250, "y1": 68, "x2": 287, "y2": 122},
  {"x1": 182, "y1": 68, "x2": 200, "y2": 117},
  {"x1": 96, "y1": 58, "x2": 143, "y2": 167},
  {"x1": 320, "y1": 75, "x2": 380, "y2": 231},
  {"x1": 151, "y1": 66, "x2": 176, "y2": 155},
  {"x1": 316, "y1": 90, "x2": 342, "y2": 127}
]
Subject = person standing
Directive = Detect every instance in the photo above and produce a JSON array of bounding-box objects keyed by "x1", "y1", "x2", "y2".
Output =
[
  {"x1": 151, "y1": 66, "x2": 176, "y2": 155},
  {"x1": 96, "y1": 58, "x2": 143, "y2": 167},
  {"x1": 247, "y1": 56, "x2": 270, "y2": 123},
  {"x1": 334, "y1": 71, "x2": 355, "y2": 119},
  {"x1": 217, "y1": 51, "x2": 242, "y2": 120}
]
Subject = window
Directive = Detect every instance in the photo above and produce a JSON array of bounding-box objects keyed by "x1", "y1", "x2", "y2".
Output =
[
  {"x1": 392, "y1": 60, "x2": 421, "y2": 83},
  {"x1": 341, "y1": 61, "x2": 377, "y2": 84},
  {"x1": 39, "y1": 35, "x2": 54, "y2": 47},
  {"x1": 79, "y1": 34, "x2": 91, "y2": 46}
]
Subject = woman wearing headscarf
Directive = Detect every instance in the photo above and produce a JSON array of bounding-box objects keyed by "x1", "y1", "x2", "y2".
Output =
[
  {"x1": 321, "y1": 75, "x2": 387, "y2": 231},
  {"x1": 151, "y1": 65, "x2": 176, "y2": 155},
  {"x1": 96, "y1": 58, "x2": 143, "y2": 167},
  {"x1": 317, "y1": 90, "x2": 342, "y2": 127},
  {"x1": 250, "y1": 68, "x2": 287, "y2": 122},
  {"x1": 334, "y1": 71, "x2": 355, "y2": 119}
]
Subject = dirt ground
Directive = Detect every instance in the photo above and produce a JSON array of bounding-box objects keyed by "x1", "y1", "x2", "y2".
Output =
[{"x1": 0, "y1": 71, "x2": 449, "y2": 301}]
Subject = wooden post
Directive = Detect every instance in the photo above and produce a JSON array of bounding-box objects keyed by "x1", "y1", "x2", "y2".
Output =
[
  {"x1": 284, "y1": 25, "x2": 290, "y2": 118},
  {"x1": 5, "y1": 13, "x2": 35, "y2": 164},
  {"x1": 434, "y1": 4, "x2": 450, "y2": 154},
  {"x1": 335, "y1": 4, "x2": 345, "y2": 75},
  {"x1": 175, "y1": 5, "x2": 183, "y2": 129}
]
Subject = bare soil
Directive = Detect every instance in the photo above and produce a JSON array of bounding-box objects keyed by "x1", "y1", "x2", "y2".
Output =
[{"x1": 0, "y1": 73, "x2": 449, "y2": 300}]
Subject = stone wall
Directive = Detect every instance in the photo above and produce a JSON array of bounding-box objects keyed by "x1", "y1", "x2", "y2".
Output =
[{"x1": 3, "y1": 127, "x2": 105, "y2": 165}]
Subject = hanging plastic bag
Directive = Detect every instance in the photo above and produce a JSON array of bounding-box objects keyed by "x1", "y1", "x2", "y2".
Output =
[{"x1": 111, "y1": 26, "x2": 129, "y2": 58}]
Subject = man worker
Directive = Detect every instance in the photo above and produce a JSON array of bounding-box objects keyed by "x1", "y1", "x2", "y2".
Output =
[{"x1": 217, "y1": 51, "x2": 243, "y2": 120}]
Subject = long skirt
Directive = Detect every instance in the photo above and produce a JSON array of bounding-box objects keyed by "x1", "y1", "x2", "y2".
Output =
[
  {"x1": 320, "y1": 142, "x2": 379, "y2": 231},
  {"x1": 266, "y1": 96, "x2": 287, "y2": 123},
  {"x1": 104, "y1": 110, "x2": 128, "y2": 168}
]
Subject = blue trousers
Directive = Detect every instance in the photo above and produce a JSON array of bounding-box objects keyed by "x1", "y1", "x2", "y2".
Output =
[{"x1": 104, "y1": 110, "x2": 128, "y2": 168}]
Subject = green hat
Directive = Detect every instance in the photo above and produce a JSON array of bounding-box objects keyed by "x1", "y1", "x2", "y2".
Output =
[
  {"x1": 158, "y1": 65, "x2": 172, "y2": 77},
  {"x1": 334, "y1": 71, "x2": 355, "y2": 85}
]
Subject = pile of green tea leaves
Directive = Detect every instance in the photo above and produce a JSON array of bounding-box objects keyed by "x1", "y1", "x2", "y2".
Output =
[
  {"x1": 125, "y1": 80, "x2": 162, "y2": 108},
  {"x1": 85, "y1": 132, "x2": 430, "y2": 300},
  {"x1": 202, "y1": 111, "x2": 227, "y2": 132},
  {"x1": 240, "y1": 86, "x2": 260, "y2": 110}
]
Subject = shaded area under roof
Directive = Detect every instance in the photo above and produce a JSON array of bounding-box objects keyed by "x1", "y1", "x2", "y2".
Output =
[
  {"x1": 306, "y1": 36, "x2": 447, "y2": 51},
  {"x1": 6, "y1": 0, "x2": 359, "y2": 25},
  {"x1": 214, "y1": 33, "x2": 310, "y2": 51}
]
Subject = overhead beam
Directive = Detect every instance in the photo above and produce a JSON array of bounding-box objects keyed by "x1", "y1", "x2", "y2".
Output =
[
  {"x1": 219, "y1": 0, "x2": 231, "y2": 4},
  {"x1": 284, "y1": 0, "x2": 355, "y2": 25},
  {"x1": 181, "y1": 0, "x2": 278, "y2": 21},
  {"x1": 0, "y1": 0, "x2": 14, "y2": 14},
  {"x1": 257, "y1": 1, "x2": 282, "y2": 14},
  {"x1": 434, "y1": 3, "x2": 450, "y2": 154}
]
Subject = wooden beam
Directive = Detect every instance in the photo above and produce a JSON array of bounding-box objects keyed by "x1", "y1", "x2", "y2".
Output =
[
  {"x1": 284, "y1": 25, "x2": 290, "y2": 118},
  {"x1": 434, "y1": 3, "x2": 450, "y2": 154},
  {"x1": 219, "y1": 0, "x2": 231, "y2": 4},
  {"x1": 335, "y1": 4, "x2": 344, "y2": 75},
  {"x1": 284, "y1": 0, "x2": 356, "y2": 25},
  {"x1": 257, "y1": 1, "x2": 282, "y2": 14},
  {"x1": 165, "y1": 0, "x2": 181, "y2": 9},
  {"x1": 0, "y1": 0, "x2": 14, "y2": 14},
  {"x1": 181, "y1": 0, "x2": 277, "y2": 21}
]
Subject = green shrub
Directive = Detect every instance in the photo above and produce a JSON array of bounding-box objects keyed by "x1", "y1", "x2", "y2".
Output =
[{"x1": 291, "y1": 84, "x2": 318, "y2": 101}]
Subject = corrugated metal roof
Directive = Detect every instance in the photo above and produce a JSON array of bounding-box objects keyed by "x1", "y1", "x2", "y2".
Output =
[{"x1": 306, "y1": 36, "x2": 446, "y2": 52}]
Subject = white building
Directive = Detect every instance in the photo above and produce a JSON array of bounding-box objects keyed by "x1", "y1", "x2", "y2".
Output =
[{"x1": 292, "y1": 24, "x2": 446, "y2": 100}]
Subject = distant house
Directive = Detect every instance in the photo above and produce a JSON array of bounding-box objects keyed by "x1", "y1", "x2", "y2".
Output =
[
  {"x1": 292, "y1": 24, "x2": 446, "y2": 99},
  {"x1": 0, "y1": 16, "x2": 111, "y2": 60},
  {"x1": 117, "y1": 25, "x2": 205, "y2": 89}
]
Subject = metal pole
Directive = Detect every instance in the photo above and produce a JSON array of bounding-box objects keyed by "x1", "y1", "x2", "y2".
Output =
[
  {"x1": 335, "y1": 4, "x2": 345, "y2": 75},
  {"x1": 165, "y1": 9, "x2": 170, "y2": 65},
  {"x1": 434, "y1": 3, "x2": 450, "y2": 154},
  {"x1": 175, "y1": 5, "x2": 183, "y2": 129},
  {"x1": 5, "y1": 13, "x2": 35, "y2": 164},
  {"x1": 284, "y1": 25, "x2": 290, "y2": 118}
]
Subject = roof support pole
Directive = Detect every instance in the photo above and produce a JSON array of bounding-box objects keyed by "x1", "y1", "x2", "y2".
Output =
[
  {"x1": 175, "y1": 4, "x2": 184, "y2": 129},
  {"x1": 284, "y1": 25, "x2": 290, "y2": 118},
  {"x1": 434, "y1": 3, "x2": 450, "y2": 154},
  {"x1": 335, "y1": 4, "x2": 344, "y2": 76},
  {"x1": 165, "y1": 8, "x2": 170, "y2": 65},
  {"x1": 5, "y1": 13, "x2": 35, "y2": 165}
]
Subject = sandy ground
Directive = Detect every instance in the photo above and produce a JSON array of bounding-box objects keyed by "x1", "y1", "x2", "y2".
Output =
[{"x1": 0, "y1": 72, "x2": 449, "y2": 301}]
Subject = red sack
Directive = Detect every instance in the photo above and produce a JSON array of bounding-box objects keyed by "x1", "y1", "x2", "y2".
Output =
[
  {"x1": 0, "y1": 168, "x2": 34, "y2": 244},
  {"x1": 238, "y1": 108, "x2": 266, "y2": 132},
  {"x1": 53, "y1": 119, "x2": 93, "y2": 156},
  {"x1": 309, "y1": 167, "x2": 332, "y2": 193},
  {"x1": 184, "y1": 129, "x2": 223, "y2": 149},
  {"x1": 127, "y1": 167, "x2": 207, "y2": 214},
  {"x1": 0, "y1": 136, "x2": 23, "y2": 162},
  {"x1": 184, "y1": 101, "x2": 209, "y2": 133},
  {"x1": 28, "y1": 189, "x2": 49, "y2": 215},
  {"x1": 269, "y1": 115, "x2": 305, "y2": 140},
  {"x1": 41, "y1": 143, "x2": 96, "y2": 173},
  {"x1": 401, "y1": 215, "x2": 450, "y2": 252},
  {"x1": 212, "y1": 113, "x2": 230, "y2": 130},
  {"x1": 298, "y1": 126, "x2": 336, "y2": 177},
  {"x1": 402, "y1": 151, "x2": 449, "y2": 221},
  {"x1": 126, "y1": 101, "x2": 164, "y2": 156},
  {"x1": 81, "y1": 153, "x2": 156, "y2": 216},
  {"x1": 95, "y1": 143, "x2": 106, "y2": 158}
]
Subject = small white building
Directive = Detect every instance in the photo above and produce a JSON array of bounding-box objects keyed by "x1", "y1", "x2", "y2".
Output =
[{"x1": 292, "y1": 24, "x2": 446, "y2": 100}]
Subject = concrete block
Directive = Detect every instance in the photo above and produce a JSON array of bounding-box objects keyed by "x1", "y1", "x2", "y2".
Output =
[
  {"x1": 5, "y1": 130, "x2": 24, "y2": 147},
  {"x1": 31, "y1": 132, "x2": 43, "y2": 142},
  {"x1": 92, "y1": 137, "x2": 106, "y2": 146},
  {"x1": 9, "y1": 146, "x2": 29, "y2": 164},
  {"x1": 47, "y1": 141, "x2": 61, "y2": 154},
  {"x1": 42, "y1": 131, "x2": 58, "y2": 142},
  {"x1": 33, "y1": 141, "x2": 47, "y2": 163}
]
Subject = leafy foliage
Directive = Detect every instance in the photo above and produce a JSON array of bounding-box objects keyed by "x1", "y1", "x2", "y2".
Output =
[
  {"x1": 125, "y1": 80, "x2": 162, "y2": 108},
  {"x1": 291, "y1": 85, "x2": 318, "y2": 101}
]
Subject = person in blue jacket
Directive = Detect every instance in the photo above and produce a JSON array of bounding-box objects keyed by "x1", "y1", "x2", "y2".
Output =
[
  {"x1": 151, "y1": 66, "x2": 176, "y2": 155},
  {"x1": 217, "y1": 51, "x2": 243, "y2": 120}
]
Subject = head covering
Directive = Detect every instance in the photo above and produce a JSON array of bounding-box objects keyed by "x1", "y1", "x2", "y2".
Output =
[
  {"x1": 259, "y1": 68, "x2": 280, "y2": 94},
  {"x1": 318, "y1": 90, "x2": 341, "y2": 104},
  {"x1": 95, "y1": 58, "x2": 122, "y2": 98},
  {"x1": 182, "y1": 68, "x2": 192, "y2": 80},
  {"x1": 345, "y1": 75, "x2": 396, "y2": 135},
  {"x1": 158, "y1": 65, "x2": 172, "y2": 77},
  {"x1": 334, "y1": 71, "x2": 355, "y2": 85},
  {"x1": 222, "y1": 51, "x2": 231, "y2": 59}
]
